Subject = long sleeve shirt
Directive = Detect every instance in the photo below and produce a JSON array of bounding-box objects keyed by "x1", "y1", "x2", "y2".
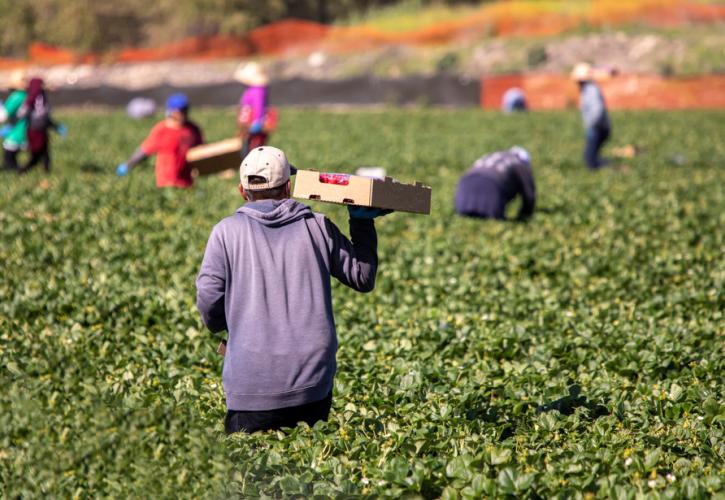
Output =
[
  {"x1": 454, "y1": 150, "x2": 536, "y2": 220},
  {"x1": 239, "y1": 86, "x2": 268, "y2": 124},
  {"x1": 580, "y1": 81, "x2": 610, "y2": 130},
  {"x1": 196, "y1": 198, "x2": 378, "y2": 411}
]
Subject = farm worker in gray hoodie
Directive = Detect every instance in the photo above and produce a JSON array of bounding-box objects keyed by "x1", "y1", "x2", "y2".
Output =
[
  {"x1": 196, "y1": 146, "x2": 391, "y2": 434},
  {"x1": 571, "y1": 63, "x2": 612, "y2": 169}
]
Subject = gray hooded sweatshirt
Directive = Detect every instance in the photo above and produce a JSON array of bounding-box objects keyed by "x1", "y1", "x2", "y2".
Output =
[{"x1": 196, "y1": 198, "x2": 377, "y2": 411}]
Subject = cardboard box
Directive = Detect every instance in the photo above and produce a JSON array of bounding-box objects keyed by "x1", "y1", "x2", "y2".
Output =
[
  {"x1": 186, "y1": 138, "x2": 243, "y2": 176},
  {"x1": 293, "y1": 170, "x2": 431, "y2": 214}
]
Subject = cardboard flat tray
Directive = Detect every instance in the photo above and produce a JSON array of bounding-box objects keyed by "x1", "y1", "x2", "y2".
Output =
[
  {"x1": 186, "y1": 138, "x2": 243, "y2": 176},
  {"x1": 293, "y1": 169, "x2": 431, "y2": 215}
]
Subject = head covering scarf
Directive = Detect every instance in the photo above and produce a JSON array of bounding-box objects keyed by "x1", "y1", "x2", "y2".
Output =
[{"x1": 23, "y1": 78, "x2": 45, "y2": 108}]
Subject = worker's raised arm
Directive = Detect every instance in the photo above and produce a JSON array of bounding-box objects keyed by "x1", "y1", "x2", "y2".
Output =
[{"x1": 323, "y1": 212, "x2": 380, "y2": 293}]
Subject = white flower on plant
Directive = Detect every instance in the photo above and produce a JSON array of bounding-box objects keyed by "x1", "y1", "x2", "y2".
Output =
[
  {"x1": 361, "y1": 478, "x2": 369, "y2": 485},
  {"x1": 625, "y1": 457, "x2": 633, "y2": 467},
  {"x1": 697, "y1": 416, "x2": 704, "y2": 421},
  {"x1": 666, "y1": 473, "x2": 676, "y2": 483},
  {"x1": 648, "y1": 479, "x2": 657, "y2": 488}
]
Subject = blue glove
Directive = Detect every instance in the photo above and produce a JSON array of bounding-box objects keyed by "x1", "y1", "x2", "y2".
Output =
[
  {"x1": 348, "y1": 206, "x2": 393, "y2": 219},
  {"x1": 249, "y1": 120, "x2": 263, "y2": 134},
  {"x1": 56, "y1": 123, "x2": 68, "y2": 138},
  {"x1": 116, "y1": 163, "x2": 129, "y2": 176},
  {"x1": 0, "y1": 125, "x2": 11, "y2": 138}
]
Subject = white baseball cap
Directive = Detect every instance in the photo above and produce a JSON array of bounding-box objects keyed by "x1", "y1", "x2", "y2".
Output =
[{"x1": 240, "y1": 146, "x2": 295, "y2": 190}]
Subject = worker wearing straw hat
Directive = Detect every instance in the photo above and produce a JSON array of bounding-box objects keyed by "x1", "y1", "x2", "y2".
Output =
[
  {"x1": 234, "y1": 62, "x2": 277, "y2": 157},
  {"x1": 571, "y1": 62, "x2": 612, "y2": 169},
  {"x1": 0, "y1": 69, "x2": 29, "y2": 171}
]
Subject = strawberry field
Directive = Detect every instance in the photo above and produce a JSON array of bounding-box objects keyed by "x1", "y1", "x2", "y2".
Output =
[{"x1": 1, "y1": 108, "x2": 723, "y2": 498}]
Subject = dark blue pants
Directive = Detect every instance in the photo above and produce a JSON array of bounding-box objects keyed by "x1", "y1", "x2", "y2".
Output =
[
  {"x1": 224, "y1": 391, "x2": 332, "y2": 434},
  {"x1": 3, "y1": 148, "x2": 19, "y2": 171},
  {"x1": 584, "y1": 126, "x2": 611, "y2": 169}
]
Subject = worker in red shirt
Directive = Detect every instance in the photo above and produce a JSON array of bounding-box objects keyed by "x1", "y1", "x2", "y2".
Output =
[{"x1": 116, "y1": 93, "x2": 203, "y2": 188}]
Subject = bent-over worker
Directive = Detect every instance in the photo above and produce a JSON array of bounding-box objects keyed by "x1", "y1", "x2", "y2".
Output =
[{"x1": 454, "y1": 146, "x2": 536, "y2": 221}]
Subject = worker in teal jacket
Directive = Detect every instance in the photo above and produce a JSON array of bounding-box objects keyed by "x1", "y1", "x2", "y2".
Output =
[{"x1": 0, "y1": 70, "x2": 28, "y2": 171}]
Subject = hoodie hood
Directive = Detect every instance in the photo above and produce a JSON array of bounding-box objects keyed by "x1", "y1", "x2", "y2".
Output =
[{"x1": 237, "y1": 198, "x2": 312, "y2": 227}]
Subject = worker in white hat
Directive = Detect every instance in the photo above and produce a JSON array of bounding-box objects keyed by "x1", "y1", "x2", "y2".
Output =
[
  {"x1": 234, "y1": 62, "x2": 276, "y2": 157},
  {"x1": 571, "y1": 62, "x2": 612, "y2": 169},
  {"x1": 0, "y1": 68, "x2": 29, "y2": 171},
  {"x1": 196, "y1": 146, "x2": 391, "y2": 434}
]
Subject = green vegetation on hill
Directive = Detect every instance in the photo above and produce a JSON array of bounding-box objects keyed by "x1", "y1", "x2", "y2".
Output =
[
  {"x1": 0, "y1": 0, "x2": 477, "y2": 56},
  {"x1": 1, "y1": 108, "x2": 724, "y2": 497}
]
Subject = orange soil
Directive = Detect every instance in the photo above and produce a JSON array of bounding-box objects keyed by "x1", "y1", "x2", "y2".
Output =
[
  {"x1": 481, "y1": 74, "x2": 725, "y2": 110},
  {"x1": 327, "y1": 0, "x2": 725, "y2": 49},
  {"x1": 115, "y1": 36, "x2": 253, "y2": 63},
  {"x1": 247, "y1": 19, "x2": 329, "y2": 55}
]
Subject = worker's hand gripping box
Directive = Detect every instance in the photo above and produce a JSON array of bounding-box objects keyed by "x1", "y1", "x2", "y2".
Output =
[
  {"x1": 293, "y1": 170, "x2": 431, "y2": 214},
  {"x1": 186, "y1": 138, "x2": 243, "y2": 176}
]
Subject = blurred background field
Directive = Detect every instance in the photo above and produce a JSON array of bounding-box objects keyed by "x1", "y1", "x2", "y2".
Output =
[
  {"x1": 1, "y1": 0, "x2": 723, "y2": 106},
  {"x1": 0, "y1": 108, "x2": 723, "y2": 497}
]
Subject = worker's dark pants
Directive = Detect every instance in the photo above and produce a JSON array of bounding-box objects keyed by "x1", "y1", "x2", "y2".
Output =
[
  {"x1": 224, "y1": 391, "x2": 332, "y2": 434},
  {"x1": 584, "y1": 126, "x2": 611, "y2": 169},
  {"x1": 23, "y1": 147, "x2": 51, "y2": 173},
  {"x1": 3, "y1": 148, "x2": 19, "y2": 171}
]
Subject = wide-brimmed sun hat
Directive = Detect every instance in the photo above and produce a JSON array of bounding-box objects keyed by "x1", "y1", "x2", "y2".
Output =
[
  {"x1": 570, "y1": 62, "x2": 593, "y2": 82},
  {"x1": 5, "y1": 68, "x2": 28, "y2": 90},
  {"x1": 234, "y1": 62, "x2": 269, "y2": 86}
]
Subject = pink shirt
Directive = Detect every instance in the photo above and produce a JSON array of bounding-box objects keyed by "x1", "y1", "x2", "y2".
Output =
[{"x1": 239, "y1": 86, "x2": 268, "y2": 123}]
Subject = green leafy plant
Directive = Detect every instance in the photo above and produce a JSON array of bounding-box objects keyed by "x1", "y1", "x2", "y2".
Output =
[{"x1": 0, "y1": 108, "x2": 723, "y2": 498}]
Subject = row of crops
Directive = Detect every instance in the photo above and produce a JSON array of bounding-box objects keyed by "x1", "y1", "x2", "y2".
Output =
[{"x1": 1, "y1": 108, "x2": 723, "y2": 497}]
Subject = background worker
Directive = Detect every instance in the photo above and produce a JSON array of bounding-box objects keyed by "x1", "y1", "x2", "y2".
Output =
[
  {"x1": 196, "y1": 146, "x2": 390, "y2": 434},
  {"x1": 454, "y1": 146, "x2": 536, "y2": 221},
  {"x1": 116, "y1": 93, "x2": 203, "y2": 188},
  {"x1": 571, "y1": 62, "x2": 612, "y2": 169},
  {"x1": 19, "y1": 77, "x2": 66, "y2": 174},
  {"x1": 234, "y1": 62, "x2": 275, "y2": 157},
  {"x1": 0, "y1": 70, "x2": 28, "y2": 172},
  {"x1": 502, "y1": 87, "x2": 527, "y2": 113}
]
